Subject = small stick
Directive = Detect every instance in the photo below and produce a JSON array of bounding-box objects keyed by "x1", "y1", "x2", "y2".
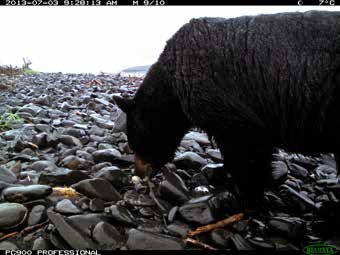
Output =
[
  {"x1": 188, "y1": 213, "x2": 244, "y2": 237},
  {"x1": 184, "y1": 237, "x2": 218, "y2": 250},
  {"x1": 0, "y1": 232, "x2": 19, "y2": 242},
  {"x1": 19, "y1": 221, "x2": 49, "y2": 236}
]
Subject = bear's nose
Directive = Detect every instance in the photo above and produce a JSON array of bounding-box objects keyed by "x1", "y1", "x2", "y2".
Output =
[{"x1": 134, "y1": 154, "x2": 153, "y2": 178}]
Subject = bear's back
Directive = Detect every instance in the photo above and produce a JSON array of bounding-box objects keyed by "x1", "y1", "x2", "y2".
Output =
[{"x1": 158, "y1": 11, "x2": 340, "y2": 150}]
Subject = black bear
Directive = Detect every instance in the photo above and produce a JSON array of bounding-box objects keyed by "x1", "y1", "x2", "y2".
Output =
[{"x1": 114, "y1": 11, "x2": 340, "y2": 206}]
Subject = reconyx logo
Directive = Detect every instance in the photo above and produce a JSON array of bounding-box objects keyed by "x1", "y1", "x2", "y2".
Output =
[{"x1": 304, "y1": 244, "x2": 338, "y2": 255}]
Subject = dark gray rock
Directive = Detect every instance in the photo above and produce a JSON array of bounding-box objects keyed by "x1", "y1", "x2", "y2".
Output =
[
  {"x1": 92, "y1": 149, "x2": 122, "y2": 163},
  {"x1": 62, "y1": 128, "x2": 86, "y2": 138},
  {"x1": 230, "y1": 233, "x2": 255, "y2": 250},
  {"x1": 210, "y1": 228, "x2": 233, "y2": 248},
  {"x1": 108, "y1": 205, "x2": 136, "y2": 226},
  {"x1": 32, "y1": 237, "x2": 51, "y2": 250},
  {"x1": 68, "y1": 213, "x2": 111, "y2": 236},
  {"x1": 0, "y1": 241, "x2": 19, "y2": 250},
  {"x1": 47, "y1": 210, "x2": 98, "y2": 249},
  {"x1": 288, "y1": 163, "x2": 309, "y2": 180},
  {"x1": 18, "y1": 104, "x2": 42, "y2": 116},
  {"x1": 180, "y1": 139, "x2": 203, "y2": 153},
  {"x1": 30, "y1": 160, "x2": 56, "y2": 172},
  {"x1": 94, "y1": 166, "x2": 129, "y2": 189},
  {"x1": 60, "y1": 155, "x2": 89, "y2": 170},
  {"x1": 28, "y1": 205, "x2": 46, "y2": 226},
  {"x1": 174, "y1": 152, "x2": 207, "y2": 170},
  {"x1": 39, "y1": 167, "x2": 90, "y2": 186},
  {"x1": 179, "y1": 195, "x2": 216, "y2": 225},
  {"x1": 126, "y1": 228, "x2": 184, "y2": 250},
  {"x1": 271, "y1": 161, "x2": 289, "y2": 185},
  {"x1": 159, "y1": 170, "x2": 191, "y2": 205},
  {"x1": 267, "y1": 217, "x2": 306, "y2": 240},
  {"x1": 166, "y1": 222, "x2": 190, "y2": 238},
  {"x1": 206, "y1": 149, "x2": 223, "y2": 162},
  {"x1": 58, "y1": 135, "x2": 83, "y2": 147},
  {"x1": 0, "y1": 166, "x2": 17, "y2": 183},
  {"x1": 92, "y1": 221, "x2": 123, "y2": 249},
  {"x1": 55, "y1": 199, "x2": 82, "y2": 214},
  {"x1": 279, "y1": 184, "x2": 316, "y2": 212},
  {"x1": 183, "y1": 131, "x2": 210, "y2": 146},
  {"x1": 89, "y1": 198, "x2": 104, "y2": 212},
  {"x1": 315, "y1": 165, "x2": 337, "y2": 180},
  {"x1": 112, "y1": 110, "x2": 126, "y2": 133},
  {"x1": 72, "y1": 178, "x2": 121, "y2": 202},
  {"x1": 123, "y1": 190, "x2": 155, "y2": 207}
]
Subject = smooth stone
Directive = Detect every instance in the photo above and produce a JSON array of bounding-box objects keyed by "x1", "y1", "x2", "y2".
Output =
[
  {"x1": 60, "y1": 155, "x2": 88, "y2": 170},
  {"x1": 179, "y1": 196, "x2": 216, "y2": 225},
  {"x1": 159, "y1": 170, "x2": 191, "y2": 205},
  {"x1": 109, "y1": 205, "x2": 136, "y2": 226},
  {"x1": 210, "y1": 228, "x2": 233, "y2": 248},
  {"x1": 279, "y1": 185, "x2": 316, "y2": 211},
  {"x1": 174, "y1": 151, "x2": 207, "y2": 170},
  {"x1": 39, "y1": 168, "x2": 90, "y2": 186},
  {"x1": 3, "y1": 184, "x2": 52, "y2": 203},
  {"x1": 94, "y1": 166, "x2": 129, "y2": 189},
  {"x1": 0, "y1": 166, "x2": 17, "y2": 184},
  {"x1": 230, "y1": 233, "x2": 255, "y2": 250},
  {"x1": 28, "y1": 205, "x2": 46, "y2": 226},
  {"x1": 68, "y1": 213, "x2": 111, "y2": 236},
  {"x1": 200, "y1": 163, "x2": 228, "y2": 184},
  {"x1": 166, "y1": 222, "x2": 190, "y2": 238},
  {"x1": 288, "y1": 163, "x2": 309, "y2": 180},
  {"x1": 58, "y1": 135, "x2": 83, "y2": 147},
  {"x1": 71, "y1": 178, "x2": 121, "y2": 202},
  {"x1": 180, "y1": 139, "x2": 203, "y2": 153},
  {"x1": 126, "y1": 228, "x2": 184, "y2": 250},
  {"x1": 315, "y1": 165, "x2": 337, "y2": 180},
  {"x1": 35, "y1": 124, "x2": 52, "y2": 133},
  {"x1": 32, "y1": 237, "x2": 51, "y2": 250},
  {"x1": 76, "y1": 151, "x2": 94, "y2": 162},
  {"x1": 89, "y1": 125, "x2": 105, "y2": 137},
  {"x1": 0, "y1": 181, "x2": 21, "y2": 193},
  {"x1": 137, "y1": 219, "x2": 163, "y2": 233},
  {"x1": 0, "y1": 203, "x2": 28, "y2": 230},
  {"x1": 271, "y1": 161, "x2": 289, "y2": 185},
  {"x1": 55, "y1": 199, "x2": 82, "y2": 214},
  {"x1": 267, "y1": 217, "x2": 306, "y2": 240},
  {"x1": 123, "y1": 190, "x2": 155, "y2": 207},
  {"x1": 92, "y1": 221, "x2": 123, "y2": 249},
  {"x1": 47, "y1": 211, "x2": 98, "y2": 249},
  {"x1": 89, "y1": 198, "x2": 104, "y2": 212},
  {"x1": 0, "y1": 241, "x2": 19, "y2": 250},
  {"x1": 62, "y1": 128, "x2": 86, "y2": 138},
  {"x1": 29, "y1": 160, "x2": 56, "y2": 172},
  {"x1": 92, "y1": 149, "x2": 122, "y2": 163},
  {"x1": 112, "y1": 110, "x2": 126, "y2": 133},
  {"x1": 206, "y1": 148, "x2": 223, "y2": 162},
  {"x1": 18, "y1": 104, "x2": 42, "y2": 116},
  {"x1": 183, "y1": 131, "x2": 210, "y2": 145}
]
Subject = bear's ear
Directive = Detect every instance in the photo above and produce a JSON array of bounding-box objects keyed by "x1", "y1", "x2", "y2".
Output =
[{"x1": 112, "y1": 96, "x2": 135, "y2": 114}]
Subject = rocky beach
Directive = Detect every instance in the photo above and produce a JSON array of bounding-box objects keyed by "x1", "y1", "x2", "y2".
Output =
[{"x1": 0, "y1": 71, "x2": 339, "y2": 251}]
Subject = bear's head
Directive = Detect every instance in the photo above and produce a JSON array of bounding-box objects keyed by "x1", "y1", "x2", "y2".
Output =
[{"x1": 113, "y1": 96, "x2": 173, "y2": 178}]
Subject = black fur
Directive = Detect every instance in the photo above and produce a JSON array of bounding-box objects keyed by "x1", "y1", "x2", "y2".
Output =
[{"x1": 116, "y1": 11, "x2": 340, "y2": 205}]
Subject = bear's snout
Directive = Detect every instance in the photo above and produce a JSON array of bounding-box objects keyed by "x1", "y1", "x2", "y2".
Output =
[{"x1": 134, "y1": 154, "x2": 154, "y2": 178}]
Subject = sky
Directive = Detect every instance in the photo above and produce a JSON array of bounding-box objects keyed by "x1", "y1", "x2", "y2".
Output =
[{"x1": 0, "y1": 6, "x2": 339, "y2": 74}]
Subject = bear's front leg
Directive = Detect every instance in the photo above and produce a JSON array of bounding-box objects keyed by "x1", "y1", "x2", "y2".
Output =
[{"x1": 222, "y1": 143, "x2": 274, "y2": 210}]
